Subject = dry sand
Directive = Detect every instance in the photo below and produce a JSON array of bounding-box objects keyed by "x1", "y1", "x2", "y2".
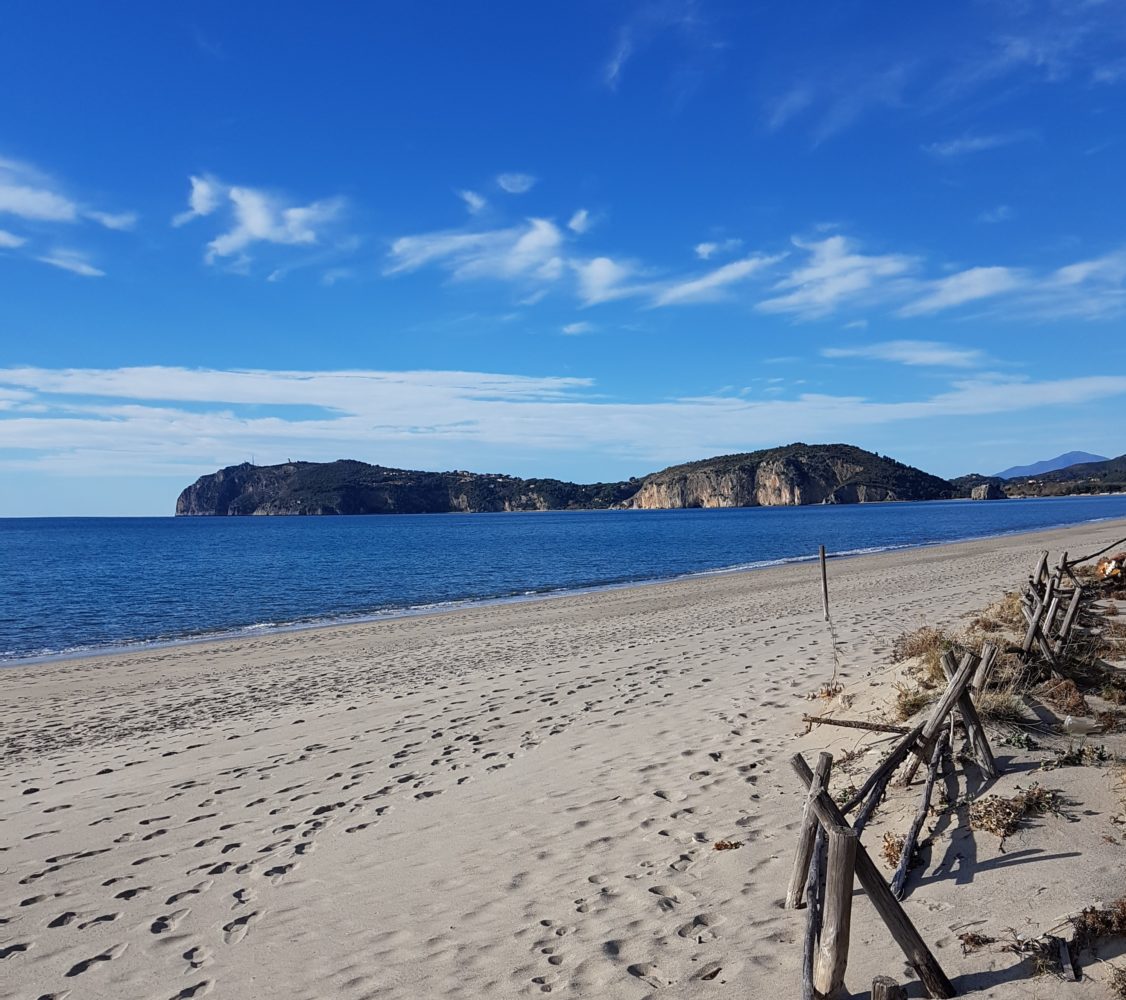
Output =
[{"x1": 4, "y1": 518, "x2": 1126, "y2": 1000}]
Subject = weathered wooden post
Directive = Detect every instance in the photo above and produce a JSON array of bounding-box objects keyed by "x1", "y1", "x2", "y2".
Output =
[
  {"x1": 791, "y1": 755, "x2": 956, "y2": 998},
  {"x1": 891, "y1": 729, "x2": 949, "y2": 899},
  {"x1": 788, "y1": 752, "x2": 834, "y2": 909},
  {"x1": 901, "y1": 655, "x2": 976, "y2": 786},
  {"x1": 872, "y1": 977, "x2": 908, "y2": 1000},
  {"x1": 814, "y1": 824, "x2": 858, "y2": 997},
  {"x1": 939, "y1": 652, "x2": 997, "y2": 779},
  {"x1": 819, "y1": 544, "x2": 830, "y2": 621}
]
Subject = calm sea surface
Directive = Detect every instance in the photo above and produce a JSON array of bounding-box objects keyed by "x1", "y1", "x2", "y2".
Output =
[{"x1": 3, "y1": 496, "x2": 1126, "y2": 663}]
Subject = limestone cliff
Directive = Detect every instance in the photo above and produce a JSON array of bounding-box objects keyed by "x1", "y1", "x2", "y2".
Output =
[{"x1": 625, "y1": 444, "x2": 954, "y2": 509}]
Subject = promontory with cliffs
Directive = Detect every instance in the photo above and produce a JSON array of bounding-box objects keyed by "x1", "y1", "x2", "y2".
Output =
[{"x1": 176, "y1": 443, "x2": 959, "y2": 515}]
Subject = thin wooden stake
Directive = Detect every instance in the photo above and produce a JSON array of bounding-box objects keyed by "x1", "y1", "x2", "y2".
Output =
[
  {"x1": 814, "y1": 824, "x2": 858, "y2": 997},
  {"x1": 1055, "y1": 585, "x2": 1084, "y2": 653},
  {"x1": 842, "y1": 724, "x2": 926, "y2": 826},
  {"x1": 1032, "y1": 549, "x2": 1049, "y2": 587},
  {"x1": 890, "y1": 728, "x2": 948, "y2": 899},
  {"x1": 788, "y1": 752, "x2": 834, "y2": 909},
  {"x1": 792, "y1": 754, "x2": 956, "y2": 998},
  {"x1": 819, "y1": 544, "x2": 830, "y2": 622},
  {"x1": 971, "y1": 643, "x2": 997, "y2": 700},
  {"x1": 801, "y1": 823, "x2": 826, "y2": 1000},
  {"x1": 901, "y1": 655, "x2": 976, "y2": 786},
  {"x1": 940, "y1": 652, "x2": 997, "y2": 779},
  {"x1": 802, "y1": 714, "x2": 911, "y2": 736}
]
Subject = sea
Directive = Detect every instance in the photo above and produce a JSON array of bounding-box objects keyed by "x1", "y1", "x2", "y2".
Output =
[{"x1": 3, "y1": 495, "x2": 1126, "y2": 664}]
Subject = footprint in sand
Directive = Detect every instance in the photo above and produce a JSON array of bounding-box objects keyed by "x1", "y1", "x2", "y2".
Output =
[
  {"x1": 167, "y1": 880, "x2": 214, "y2": 905},
  {"x1": 65, "y1": 942, "x2": 128, "y2": 977},
  {"x1": 151, "y1": 907, "x2": 191, "y2": 934},
  {"x1": 627, "y1": 963, "x2": 668, "y2": 989},
  {"x1": 184, "y1": 945, "x2": 213, "y2": 969},
  {"x1": 222, "y1": 910, "x2": 262, "y2": 945},
  {"x1": 168, "y1": 982, "x2": 213, "y2": 999}
]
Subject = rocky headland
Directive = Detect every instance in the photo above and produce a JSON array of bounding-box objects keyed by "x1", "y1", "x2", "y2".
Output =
[{"x1": 175, "y1": 443, "x2": 957, "y2": 515}]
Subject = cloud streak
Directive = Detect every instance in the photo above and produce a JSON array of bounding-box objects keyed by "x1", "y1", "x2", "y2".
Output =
[{"x1": 4, "y1": 364, "x2": 1126, "y2": 481}]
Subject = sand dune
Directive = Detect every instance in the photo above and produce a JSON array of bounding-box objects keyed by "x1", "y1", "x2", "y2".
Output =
[{"x1": 3, "y1": 519, "x2": 1126, "y2": 1000}]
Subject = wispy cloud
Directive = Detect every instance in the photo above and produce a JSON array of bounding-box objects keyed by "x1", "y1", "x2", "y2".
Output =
[
  {"x1": 4, "y1": 364, "x2": 1126, "y2": 480},
  {"x1": 653, "y1": 254, "x2": 780, "y2": 306},
  {"x1": 899, "y1": 266, "x2": 1022, "y2": 316},
  {"x1": 173, "y1": 174, "x2": 345, "y2": 269},
  {"x1": 387, "y1": 218, "x2": 565, "y2": 287},
  {"x1": 694, "y1": 237, "x2": 742, "y2": 260},
  {"x1": 823, "y1": 339, "x2": 984, "y2": 368},
  {"x1": 561, "y1": 321, "x2": 594, "y2": 335},
  {"x1": 923, "y1": 130, "x2": 1034, "y2": 157},
  {"x1": 458, "y1": 189, "x2": 487, "y2": 215},
  {"x1": 0, "y1": 155, "x2": 136, "y2": 275},
  {"x1": 602, "y1": 0, "x2": 720, "y2": 100},
  {"x1": 757, "y1": 236, "x2": 916, "y2": 319},
  {"x1": 496, "y1": 172, "x2": 536, "y2": 194},
  {"x1": 35, "y1": 249, "x2": 105, "y2": 277},
  {"x1": 567, "y1": 209, "x2": 591, "y2": 234}
]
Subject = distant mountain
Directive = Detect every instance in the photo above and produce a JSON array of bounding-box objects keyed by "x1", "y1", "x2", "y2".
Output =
[
  {"x1": 175, "y1": 444, "x2": 957, "y2": 516},
  {"x1": 1001, "y1": 452, "x2": 1126, "y2": 497},
  {"x1": 995, "y1": 451, "x2": 1108, "y2": 479}
]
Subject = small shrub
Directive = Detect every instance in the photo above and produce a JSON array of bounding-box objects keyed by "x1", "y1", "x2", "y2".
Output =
[
  {"x1": 894, "y1": 683, "x2": 932, "y2": 721},
  {"x1": 977, "y1": 692, "x2": 1027, "y2": 723},
  {"x1": 892, "y1": 627, "x2": 957, "y2": 686}
]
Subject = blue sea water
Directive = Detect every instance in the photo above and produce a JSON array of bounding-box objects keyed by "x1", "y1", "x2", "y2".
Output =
[{"x1": 3, "y1": 496, "x2": 1126, "y2": 664}]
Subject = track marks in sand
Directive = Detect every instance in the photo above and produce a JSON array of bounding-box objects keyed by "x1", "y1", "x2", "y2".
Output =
[
  {"x1": 222, "y1": 909, "x2": 262, "y2": 945},
  {"x1": 64, "y1": 942, "x2": 128, "y2": 977}
]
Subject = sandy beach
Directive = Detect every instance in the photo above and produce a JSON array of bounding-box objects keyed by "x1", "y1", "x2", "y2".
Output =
[{"x1": 4, "y1": 518, "x2": 1126, "y2": 1000}]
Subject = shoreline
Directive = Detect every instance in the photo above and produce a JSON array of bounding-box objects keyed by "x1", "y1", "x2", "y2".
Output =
[
  {"x1": 6, "y1": 511, "x2": 1126, "y2": 670},
  {"x1": 4, "y1": 516, "x2": 1126, "y2": 998}
]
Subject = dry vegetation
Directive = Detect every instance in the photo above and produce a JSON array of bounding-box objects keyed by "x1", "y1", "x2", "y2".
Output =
[
  {"x1": 969, "y1": 783, "x2": 1062, "y2": 849},
  {"x1": 880, "y1": 831, "x2": 904, "y2": 868}
]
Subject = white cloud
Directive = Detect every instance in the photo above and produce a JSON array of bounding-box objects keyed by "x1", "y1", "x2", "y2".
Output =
[
  {"x1": 458, "y1": 189, "x2": 487, "y2": 215},
  {"x1": 562, "y1": 321, "x2": 594, "y2": 335},
  {"x1": 0, "y1": 156, "x2": 135, "y2": 235},
  {"x1": 84, "y1": 210, "x2": 138, "y2": 231},
  {"x1": 35, "y1": 249, "x2": 105, "y2": 277},
  {"x1": 823, "y1": 340, "x2": 984, "y2": 368},
  {"x1": 0, "y1": 157, "x2": 77, "y2": 222},
  {"x1": 207, "y1": 187, "x2": 342, "y2": 262},
  {"x1": 694, "y1": 237, "x2": 742, "y2": 260},
  {"x1": 899, "y1": 266, "x2": 1022, "y2": 316},
  {"x1": 173, "y1": 175, "x2": 224, "y2": 226},
  {"x1": 172, "y1": 175, "x2": 345, "y2": 266},
  {"x1": 653, "y1": 254, "x2": 780, "y2": 306},
  {"x1": 924, "y1": 131, "x2": 1034, "y2": 157},
  {"x1": 568, "y1": 209, "x2": 590, "y2": 234},
  {"x1": 496, "y1": 172, "x2": 536, "y2": 194},
  {"x1": 388, "y1": 218, "x2": 564, "y2": 285},
  {"x1": 574, "y1": 256, "x2": 647, "y2": 305},
  {"x1": 4, "y1": 364, "x2": 1126, "y2": 481},
  {"x1": 0, "y1": 229, "x2": 26, "y2": 248},
  {"x1": 757, "y1": 236, "x2": 916, "y2": 318}
]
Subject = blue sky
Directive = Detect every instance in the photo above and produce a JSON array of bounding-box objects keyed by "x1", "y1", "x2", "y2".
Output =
[{"x1": 2, "y1": 1, "x2": 1126, "y2": 515}]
